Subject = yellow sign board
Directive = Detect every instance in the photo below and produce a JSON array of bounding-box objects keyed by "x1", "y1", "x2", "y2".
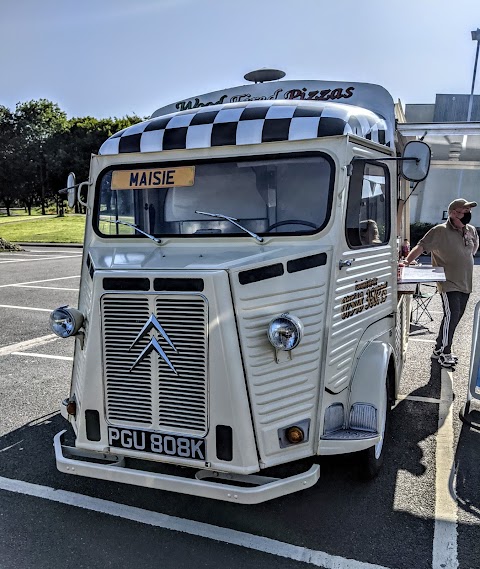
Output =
[{"x1": 111, "y1": 166, "x2": 195, "y2": 190}]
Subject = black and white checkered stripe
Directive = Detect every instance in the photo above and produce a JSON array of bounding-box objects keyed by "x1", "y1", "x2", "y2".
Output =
[{"x1": 99, "y1": 100, "x2": 390, "y2": 155}]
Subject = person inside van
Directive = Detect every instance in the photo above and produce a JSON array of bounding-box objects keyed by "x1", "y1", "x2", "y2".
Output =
[{"x1": 359, "y1": 219, "x2": 382, "y2": 245}]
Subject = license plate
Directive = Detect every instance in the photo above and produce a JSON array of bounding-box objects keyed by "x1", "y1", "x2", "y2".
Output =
[{"x1": 108, "y1": 427, "x2": 206, "y2": 461}]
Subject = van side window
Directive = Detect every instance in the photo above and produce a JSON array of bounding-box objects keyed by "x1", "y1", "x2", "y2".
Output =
[{"x1": 345, "y1": 161, "x2": 390, "y2": 248}]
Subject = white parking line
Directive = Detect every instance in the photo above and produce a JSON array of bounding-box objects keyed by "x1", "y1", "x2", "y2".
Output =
[
  {"x1": 0, "y1": 275, "x2": 80, "y2": 288},
  {"x1": 397, "y1": 394, "x2": 442, "y2": 405},
  {"x1": 16, "y1": 249, "x2": 82, "y2": 254},
  {"x1": 0, "y1": 334, "x2": 58, "y2": 356},
  {"x1": 0, "y1": 441, "x2": 23, "y2": 453},
  {"x1": 432, "y1": 369, "x2": 458, "y2": 569},
  {"x1": 0, "y1": 254, "x2": 55, "y2": 259},
  {"x1": 0, "y1": 476, "x2": 389, "y2": 569},
  {"x1": 10, "y1": 352, "x2": 73, "y2": 361},
  {"x1": 13, "y1": 285, "x2": 79, "y2": 291},
  {"x1": 0, "y1": 304, "x2": 52, "y2": 312},
  {"x1": 0, "y1": 255, "x2": 81, "y2": 264}
]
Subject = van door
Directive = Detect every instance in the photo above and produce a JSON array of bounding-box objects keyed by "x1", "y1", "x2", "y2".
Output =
[{"x1": 324, "y1": 157, "x2": 395, "y2": 394}]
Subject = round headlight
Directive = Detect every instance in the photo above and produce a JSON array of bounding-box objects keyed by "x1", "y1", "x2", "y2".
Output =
[
  {"x1": 50, "y1": 306, "x2": 84, "y2": 338},
  {"x1": 267, "y1": 313, "x2": 304, "y2": 351}
]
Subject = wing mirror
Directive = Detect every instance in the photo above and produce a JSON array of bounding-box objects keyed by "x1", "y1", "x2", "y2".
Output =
[
  {"x1": 67, "y1": 172, "x2": 77, "y2": 208},
  {"x1": 400, "y1": 141, "x2": 431, "y2": 182},
  {"x1": 59, "y1": 172, "x2": 89, "y2": 209}
]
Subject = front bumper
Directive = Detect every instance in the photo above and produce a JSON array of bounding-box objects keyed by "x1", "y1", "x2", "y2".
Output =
[{"x1": 54, "y1": 430, "x2": 320, "y2": 504}]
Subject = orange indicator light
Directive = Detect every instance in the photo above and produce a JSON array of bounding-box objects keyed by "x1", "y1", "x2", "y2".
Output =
[{"x1": 286, "y1": 426, "x2": 304, "y2": 444}]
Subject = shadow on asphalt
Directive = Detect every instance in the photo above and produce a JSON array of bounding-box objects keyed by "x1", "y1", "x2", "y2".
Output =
[{"x1": 0, "y1": 413, "x2": 67, "y2": 483}]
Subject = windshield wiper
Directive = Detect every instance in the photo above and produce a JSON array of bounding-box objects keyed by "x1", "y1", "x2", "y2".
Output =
[
  {"x1": 195, "y1": 210, "x2": 264, "y2": 243},
  {"x1": 105, "y1": 220, "x2": 162, "y2": 244}
]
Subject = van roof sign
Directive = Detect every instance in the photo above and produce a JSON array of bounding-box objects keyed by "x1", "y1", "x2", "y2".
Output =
[{"x1": 151, "y1": 80, "x2": 395, "y2": 129}]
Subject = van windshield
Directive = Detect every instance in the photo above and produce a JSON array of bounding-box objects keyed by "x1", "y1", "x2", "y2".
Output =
[{"x1": 95, "y1": 153, "x2": 334, "y2": 239}]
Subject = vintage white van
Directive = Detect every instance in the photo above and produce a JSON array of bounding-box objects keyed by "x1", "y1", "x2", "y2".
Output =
[{"x1": 51, "y1": 71, "x2": 431, "y2": 503}]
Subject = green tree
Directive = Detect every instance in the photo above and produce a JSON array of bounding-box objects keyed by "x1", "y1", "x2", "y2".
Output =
[
  {"x1": 0, "y1": 105, "x2": 17, "y2": 215},
  {"x1": 47, "y1": 115, "x2": 142, "y2": 212},
  {"x1": 13, "y1": 100, "x2": 68, "y2": 214},
  {"x1": 0, "y1": 99, "x2": 143, "y2": 217}
]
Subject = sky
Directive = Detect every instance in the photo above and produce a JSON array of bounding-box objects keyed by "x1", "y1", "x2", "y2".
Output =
[{"x1": 1, "y1": 0, "x2": 480, "y2": 119}]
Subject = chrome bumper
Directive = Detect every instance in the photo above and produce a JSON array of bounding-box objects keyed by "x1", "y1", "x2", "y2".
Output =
[{"x1": 54, "y1": 430, "x2": 320, "y2": 504}]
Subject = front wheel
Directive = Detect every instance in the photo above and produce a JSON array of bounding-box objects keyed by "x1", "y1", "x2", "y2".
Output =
[{"x1": 357, "y1": 381, "x2": 391, "y2": 480}]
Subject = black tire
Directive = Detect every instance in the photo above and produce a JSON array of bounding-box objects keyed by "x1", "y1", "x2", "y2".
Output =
[{"x1": 357, "y1": 380, "x2": 391, "y2": 480}]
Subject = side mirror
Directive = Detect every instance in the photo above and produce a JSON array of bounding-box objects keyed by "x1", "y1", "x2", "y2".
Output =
[
  {"x1": 67, "y1": 172, "x2": 77, "y2": 208},
  {"x1": 400, "y1": 141, "x2": 431, "y2": 182}
]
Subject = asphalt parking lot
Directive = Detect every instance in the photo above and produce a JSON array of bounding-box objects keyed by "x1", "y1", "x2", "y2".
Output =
[{"x1": 0, "y1": 245, "x2": 479, "y2": 569}]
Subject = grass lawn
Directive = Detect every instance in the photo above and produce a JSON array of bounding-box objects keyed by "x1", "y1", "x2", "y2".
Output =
[
  {"x1": 0, "y1": 214, "x2": 44, "y2": 223},
  {"x1": 0, "y1": 214, "x2": 85, "y2": 243}
]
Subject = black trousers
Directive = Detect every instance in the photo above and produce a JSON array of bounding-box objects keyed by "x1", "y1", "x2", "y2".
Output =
[{"x1": 435, "y1": 291, "x2": 470, "y2": 355}]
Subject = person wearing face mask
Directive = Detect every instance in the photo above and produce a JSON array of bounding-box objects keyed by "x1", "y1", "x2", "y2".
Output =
[{"x1": 404, "y1": 198, "x2": 479, "y2": 368}]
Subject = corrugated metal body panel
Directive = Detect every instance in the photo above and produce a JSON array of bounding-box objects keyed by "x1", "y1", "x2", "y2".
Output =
[
  {"x1": 326, "y1": 248, "x2": 394, "y2": 392},
  {"x1": 155, "y1": 296, "x2": 207, "y2": 432},
  {"x1": 232, "y1": 264, "x2": 328, "y2": 433},
  {"x1": 101, "y1": 294, "x2": 208, "y2": 435},
  {"x1": 103, "y1": 297, "x2": 153, "y2": 425}
]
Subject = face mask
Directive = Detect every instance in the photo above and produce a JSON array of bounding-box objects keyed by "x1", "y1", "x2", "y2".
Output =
[{"x1": 460, "y1": 212, "x2": 472, "y2": 225}]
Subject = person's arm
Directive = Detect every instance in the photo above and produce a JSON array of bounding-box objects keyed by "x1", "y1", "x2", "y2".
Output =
[
  {"x1": 404, "y1": 243, "x2": 424, "y2": 265},
  {"x1": 473, "y1": 228, "x2": 479, "y2": 256}
]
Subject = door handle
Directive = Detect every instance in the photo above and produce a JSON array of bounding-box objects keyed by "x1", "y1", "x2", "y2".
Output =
[{"x1": 339, "y1": 258, "x2": 355, "y2": 270}]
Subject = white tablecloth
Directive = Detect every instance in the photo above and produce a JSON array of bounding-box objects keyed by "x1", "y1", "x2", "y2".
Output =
[{"x1": 398, "y1": 265, "x2": 445, "y2": 284}]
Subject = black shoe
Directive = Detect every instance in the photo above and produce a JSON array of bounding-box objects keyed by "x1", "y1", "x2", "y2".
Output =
[
  {"x1": 432, "y1": 349, "x2": 442, "y2": 360},
  {"x1": 439, "y1": 353, "x2": 456, "y2": 368}
]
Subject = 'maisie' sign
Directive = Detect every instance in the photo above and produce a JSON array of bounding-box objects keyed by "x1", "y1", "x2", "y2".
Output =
[{"x1": 111, "y1": 166, "x2": 195, "y2": 190}]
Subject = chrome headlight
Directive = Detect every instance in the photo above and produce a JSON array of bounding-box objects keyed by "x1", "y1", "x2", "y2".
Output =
[
  {"x1": 49, "y1": 306, "x2": 84, "y2": 338},
  {"x1": 267, "y1": 313, "x2": 304, "y2": 351}
]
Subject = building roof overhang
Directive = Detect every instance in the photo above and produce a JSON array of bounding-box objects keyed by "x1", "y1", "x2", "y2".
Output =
[
  {"x1": 397, "y1": 122, "x2": 480, "y2": 164},
  {"x1": 398, "y1": 122, "x2": 480, "y2": 136}
]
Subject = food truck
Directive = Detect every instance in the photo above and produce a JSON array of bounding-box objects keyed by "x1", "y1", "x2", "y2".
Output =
[{"x1": 50, "y1": 70, "x2": 431, "y2": 503}]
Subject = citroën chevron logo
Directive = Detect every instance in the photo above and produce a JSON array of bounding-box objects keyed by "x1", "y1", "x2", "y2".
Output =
[{"x1": 129, "y1": 314, "x2": 178, "y2": 374}]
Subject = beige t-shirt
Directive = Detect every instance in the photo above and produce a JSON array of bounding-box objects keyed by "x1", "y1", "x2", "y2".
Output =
[{"x1": 419, "y1": 220, "x2": 478, "y2": 293}]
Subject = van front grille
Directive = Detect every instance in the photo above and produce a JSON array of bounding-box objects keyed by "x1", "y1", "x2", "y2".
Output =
[{"x1": 102, "y1": 294, "x2": 208, "y2": 435}]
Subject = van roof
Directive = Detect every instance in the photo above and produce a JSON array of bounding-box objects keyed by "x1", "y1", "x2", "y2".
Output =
[{"x1": 99, "y1": 99, "x2": 392, "y2": 156}]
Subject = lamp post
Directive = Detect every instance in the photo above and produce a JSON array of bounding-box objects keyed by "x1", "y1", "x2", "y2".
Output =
[
  {"x1": 466, "y1": 28, "x2": 480, "y2": 121},
  {"x1": 455, "y1": 29, "x2": 480, "y2": 197}
]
